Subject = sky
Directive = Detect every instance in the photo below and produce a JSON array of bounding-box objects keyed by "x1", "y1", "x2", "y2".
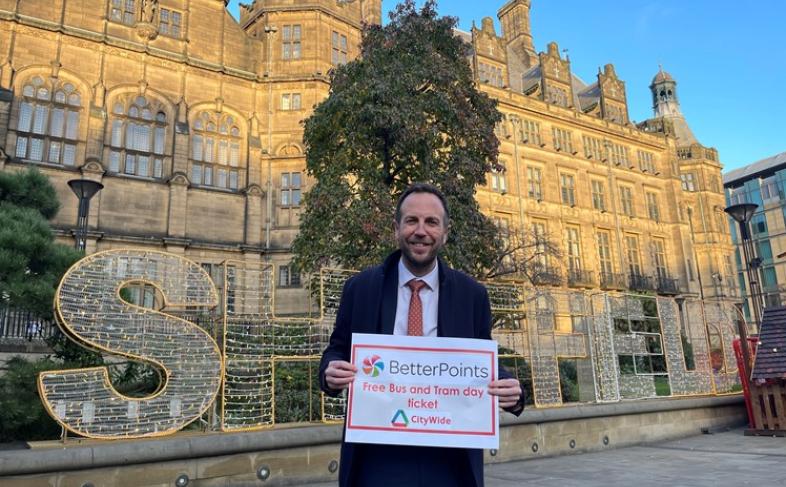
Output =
[{"x1": 227, "y1": 0, "x2": 786, "y2": 173}]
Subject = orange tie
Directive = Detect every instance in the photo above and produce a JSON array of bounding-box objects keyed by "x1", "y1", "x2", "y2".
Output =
[{"x1": 407, "y1": 279, "x2": 427, "y2": 336}]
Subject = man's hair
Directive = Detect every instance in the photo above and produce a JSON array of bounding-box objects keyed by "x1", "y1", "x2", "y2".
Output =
[{"x1": 394, "y1": 183, "x2": 449, "y2": 227}]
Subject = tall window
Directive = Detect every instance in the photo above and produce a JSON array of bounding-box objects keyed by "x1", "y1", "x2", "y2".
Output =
[
  {"x1": 527, "y1": 166, "x2": 543, "y2": 200},
  {"x1": 652, "y1": 238, "x2": 667, "y2": 278},
  {"x1": 191, "y1": 111, "x2": 243, "y2": 190},
  {"x1": 478, "y1": 62, "x2": 504, "y2": 87},
  {"x1": 619, "y1": 185, "x2": 634, "y2": 217},
  {"x1": 281, "y1": 172, "x2": 302, "y2": 206},
  {"x1": 597, "y1": 231, "x2": 614, "y2": 277},
  {"x1": 109, "y1": 0, "x2": 135, "y2": 25},
  {"x1": 519, "y1": 119, "x2": 542, "y2": 146},
  {"x1": 583, "y1": 135, "x2": 604, "y2": 160},
  {"x1": 565, "y1": 226, "x2": 582, "y2": 272},
  {"x1": 609, "y1": 142, "x2": 629, "y2": 166},
  {"x1": 591, "y1": 180, "x2": 606, "y2": 211},
  {"x1": 637, "y1": 150, "x2": 656, "y2": 173},
  {"x1": 282, "y1": 25, "x2": 302, "y2": 60},
  {"x1": 281, "y1": 93, "x2": 302, "y2": 111},
  {"x1": 159, "y1": 8, "x2": 182, "y2": 37},
  {"x1": 278, "y1": 263, "x2": 301, "y2": 288},
  {"x1": 532, "y1": 220, "x2": 548, "y2": 268},
  {"x1": 332, "y1": 31, "x2": 348, "y2": 65},
  {"x1": 15, "y1": 76, "x2": 81, "y2": 166},
  {"x1": 646, "y1": 192, "x2": 660, "y2": 221},
  {"x1": 560, "y1": 173, "x2": 576, "y2": 206},
  {"x1": 491, "y1": 163, "x2": 507, "y2": 193},
  {"x1": 624, "y1": 235, "x2": 642, "y2": 276},
  {"x1": 680, "y1": 173, "x2": 696, "y2": 191},
  {"x1": 108, "y1": 95, "x2": 167, "y2": 178},
  {"x1": 552, "y1": 127, "x2": 574, "y2": 153}
]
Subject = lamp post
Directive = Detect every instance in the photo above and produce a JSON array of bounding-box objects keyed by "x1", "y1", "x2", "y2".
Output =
[
  {"x1": 724, "y1": 202, "x2": 761, "y2": 380},
  {"x1": 68, "y1": 179, "x2": 103, "y2": 252}
]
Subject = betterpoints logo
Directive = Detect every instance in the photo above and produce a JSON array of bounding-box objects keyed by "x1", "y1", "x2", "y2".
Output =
[{"x1": 362, "y1": 355, "x2": 385, "y2": 377}]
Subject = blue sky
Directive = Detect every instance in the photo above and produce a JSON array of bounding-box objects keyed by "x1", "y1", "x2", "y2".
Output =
[{"x1": 227, "y1": 1, "x2": 785, "y2": 172}]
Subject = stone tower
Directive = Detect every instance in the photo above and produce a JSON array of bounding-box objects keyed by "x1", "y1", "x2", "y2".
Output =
[
  {"x1": 498, "y1": 0, "x2": 537, "y2": 69},
  {"x1": 648, "y1": 67, "x2": 697, "y2": 145}
]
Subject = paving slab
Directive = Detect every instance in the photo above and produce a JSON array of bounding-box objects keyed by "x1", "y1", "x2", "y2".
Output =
[{"x1": 302, "y1": 428, "x2": 786, "y2": 486}]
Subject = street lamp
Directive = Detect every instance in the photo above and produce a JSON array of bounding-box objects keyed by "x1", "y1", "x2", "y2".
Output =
[
  {"x1": 68, "y1": 179, "x2": 103, "y2": 252},
  {"x1": 724, "y1": 202, "x2": 761, "y2": 380}
]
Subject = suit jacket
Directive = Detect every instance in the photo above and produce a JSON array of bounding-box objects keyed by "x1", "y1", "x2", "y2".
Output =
[{"x1": 319, "y1": 251, "x2": 525, "y2": 487}]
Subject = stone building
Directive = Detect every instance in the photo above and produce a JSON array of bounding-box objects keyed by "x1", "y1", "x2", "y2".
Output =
[{"x1": 0, "y1": 0, "x2": 734, "y2": 315}]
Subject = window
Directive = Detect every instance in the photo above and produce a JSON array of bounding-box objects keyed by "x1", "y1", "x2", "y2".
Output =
[
  {"x1": 107, "y1": 95, "x2": 167, "y2": 178},
  {"x1": 591, "y1": 180, "x2": 606, "y2": 211},
  {"x1": 519, "y1": 119, "x2": 542, "y2": 146},
  {"x1": 281, "y1": 172, "x2": 302, "y2": 206},
  {"x1": 608, "y1": 143, "x2": 629, "y2": 166},
  {"x1": 653, "y1": 238, "x2": 667, "y2": 278},
  {"x1": 332, "y1": 31, "x2": 348, "y2": 65},
  {"x1": 565, "y1": 226, "x2": 582, "y2": 272},
  {"x1": 646, "y1": 192, "x2": 660, "y2": 222},
  {"x1": 527, "y1": 166, "x2": 543, "y2": 200},
  {"x1": 159, "y1": 8, "x2": 182, "y2": 37},
  {"x1": 597, "y1": 230, "x2": 614, "y2": 276},
  {"x1": 560, "y1": 173, "x2": 576, "y2": 206},
  {"x1": 552, "y1": 127, "x2": 574, "y2": 153},
  {"x1": 532, "y1": 220, "x2": 548, "y2": 268},
  {"x1": 478, "y1": 62, "x2": 504, "y2": 87},
  {"x1": 624, "y1": 234, "x2": 642, "y2": 275},
  {"x1": 680, "y1": 173, "x2": 696, "y2": 191},
  {"x1": 15, "y1": 76, "x2": 81, "y2": 166},
  {"x1": 191, "y1": 111, "x2": 243, "y2": 190},
  {"x1": 637, "y1": 150, "x2": 656, "y2": 173},
  {"x1": 583, "y1": 135, "x2": 604, "y2": 160},
  {"x1": 282, "y1": 25, "x2": 302, "y2": 60},
  {"x1": 110, "y1": 0, "x2": 135, "y2": 25},
  {"x1": 491, "y1": 163, "x2": 507, "y2": 193},
  {"x1": 200, "y1": 263, "x2": 236, "y2": 313},
  {"x1": 620, "y1": 185, "x2": 634, "y2": 217},
  {"x1": 761, "y1": 176, "x2": 781, "y2": 201},
  {"x1": 281, "y1": 93, "x2": 302, "y2": 111},
  {"x1": 278, "y1": 264, "x2": 301, "y2": 288}
]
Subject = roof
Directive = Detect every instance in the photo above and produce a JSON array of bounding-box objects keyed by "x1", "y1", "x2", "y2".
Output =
[
  {"x1": 751, "y1": 306, "x2": 786, "y2": 381},
  {"x1": 723, "y1": 151, "x2": 786, "y2": 186},
  {"x1": 651, "y1": 67, "x2": 674, "y2": 85}
]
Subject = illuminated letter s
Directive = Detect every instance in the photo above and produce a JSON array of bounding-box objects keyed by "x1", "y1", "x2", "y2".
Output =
[{"x1": 38, "y1": 250, "x2": 222, "y2": 438}]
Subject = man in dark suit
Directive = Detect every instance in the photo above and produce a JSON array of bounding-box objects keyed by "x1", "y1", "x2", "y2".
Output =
[{"x1": 320, "y1": 183, "x2": 525, "y2": 486}]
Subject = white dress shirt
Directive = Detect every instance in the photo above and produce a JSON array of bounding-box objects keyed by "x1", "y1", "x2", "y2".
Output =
[{"x1": 394, "y1": 258, "x2": 439, "y2": 337}]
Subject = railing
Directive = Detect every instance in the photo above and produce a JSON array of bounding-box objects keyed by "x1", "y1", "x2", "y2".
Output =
[
  {"x1": 656, "y1": 276, "x2": 680, "y2": 295},
  {"x1": 567, "y1": 269, "x2": 595, "y2": 288},
  {"x1": 599, "y1": 272, "x2": 627, "y2": 290},
  {"x1": 0, "y1": 307, "x2": 58, "y2": 341},
  {"x1": 629, "y1": 273, "x2": 655, "y2": 292},
  {"x1": 531, "y1": 266, "x2": 563, "y2": 286}
]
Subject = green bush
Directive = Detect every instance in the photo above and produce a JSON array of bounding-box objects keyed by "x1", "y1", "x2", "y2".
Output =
[{"x1": 0, "y1": 356, "x2": 63, "y2": 442}]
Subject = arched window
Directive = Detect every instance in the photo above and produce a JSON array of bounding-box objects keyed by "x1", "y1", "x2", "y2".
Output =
[
  {"x1": 107, "y1": 95, "x2": 168, "y2": 178},
  {"x1": 15, "y1": 76, "x2": 82, "y2": 166},
  {"x1": 190, "y1": 111, "x2": 243, "y2": 190}
]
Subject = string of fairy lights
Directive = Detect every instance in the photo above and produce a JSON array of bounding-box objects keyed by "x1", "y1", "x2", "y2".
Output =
[{"x1": 39, "y1": 251, "x2": 744, "y2": 438}]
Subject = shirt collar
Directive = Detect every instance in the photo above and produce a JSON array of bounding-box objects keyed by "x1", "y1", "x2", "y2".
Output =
[{"x1": 398, "y1": 257, "x2": 439, "y2": 291}]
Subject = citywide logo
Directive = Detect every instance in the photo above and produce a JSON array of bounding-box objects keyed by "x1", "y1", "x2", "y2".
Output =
[
  {"x1": 391, "y1": 409, "x2": 409, "y2": 428},
  {"x1": 362, "y1": 355, "x2": 385, "y2": 377}
]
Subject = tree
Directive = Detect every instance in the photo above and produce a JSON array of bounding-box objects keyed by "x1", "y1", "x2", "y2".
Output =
[
  {"x1": 485, "y1": 226, "x2": 563, "y2": 282},
  {"x1": 0, "y1": 168, "x2": 82, "y2": 319},
  {"x1": 292, "y1": 0, "x2": 504, "y2": 276}
]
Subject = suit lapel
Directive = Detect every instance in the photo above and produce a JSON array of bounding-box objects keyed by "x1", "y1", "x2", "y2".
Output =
[
  {"x1": 437, "y1": 263, "x2": 452, "y2": 337},
  {"x1": 379, "y1": 259, "x2": 398, "y2": 335}
]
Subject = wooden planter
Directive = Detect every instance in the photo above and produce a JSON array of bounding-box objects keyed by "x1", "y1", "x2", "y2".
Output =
[{"x1": 746, "y1": 381, "x2": 786, "y2": 436}]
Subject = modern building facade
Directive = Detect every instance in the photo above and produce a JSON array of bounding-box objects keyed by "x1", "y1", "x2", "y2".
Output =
[
  {"x1": 0, "y1": 0, "x2": 735, "y2": 314},
  {"x1": 724, "y1": 151, "x2": 786, "y2": 323}
]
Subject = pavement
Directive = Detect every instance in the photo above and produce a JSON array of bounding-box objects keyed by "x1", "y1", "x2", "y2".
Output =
[{"x1": 302, "y1": 428, "x2": 786, "y2": 486}]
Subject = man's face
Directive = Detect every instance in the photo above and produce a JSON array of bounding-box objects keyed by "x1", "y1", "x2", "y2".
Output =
[{"x1": 394, "y1": 192, "x2": 448, "y2": 276}]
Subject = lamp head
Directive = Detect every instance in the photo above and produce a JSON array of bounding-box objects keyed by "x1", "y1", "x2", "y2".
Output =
[
  {"x1": 68, "y1": 179, "x2": 104, "y2": 200},
  {"x1": 724, "y1": 203, "x2": 758, "y2": 224}
]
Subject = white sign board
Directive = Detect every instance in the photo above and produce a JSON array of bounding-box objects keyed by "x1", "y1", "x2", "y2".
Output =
[{"x1": 345, "y1": 333, "x2": 499, "y2": 449}]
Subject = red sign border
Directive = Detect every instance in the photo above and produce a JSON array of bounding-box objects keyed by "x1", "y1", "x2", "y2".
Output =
[{"x1": 346, "y1": 342, "x2": 497, "y2": 437}]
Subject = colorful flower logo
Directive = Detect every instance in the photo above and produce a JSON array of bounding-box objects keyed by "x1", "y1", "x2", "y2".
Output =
[{"x1": 362, "y1": 355, "x2": 384, "y2": 377}]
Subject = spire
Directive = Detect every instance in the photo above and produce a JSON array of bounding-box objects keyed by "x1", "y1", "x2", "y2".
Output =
[{"x1": 649, "y1": 66, "x2": 697, "y2": 145}]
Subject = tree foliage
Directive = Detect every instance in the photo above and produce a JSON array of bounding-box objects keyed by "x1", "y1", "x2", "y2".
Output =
[
  {"x1": 292, "y1": 0, "x2": 504, "y2": 276},
  {"x1": 0, "y1": 168, "x2": 82, "y2": 319}
]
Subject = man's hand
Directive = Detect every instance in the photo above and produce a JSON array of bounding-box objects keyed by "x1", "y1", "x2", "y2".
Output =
[
  {"x1": 488, "y1": 378, "x2": 522, "y2": 410},
  {"x1": 325, "y1": 360, "x2": 357, "y2": 391}
]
